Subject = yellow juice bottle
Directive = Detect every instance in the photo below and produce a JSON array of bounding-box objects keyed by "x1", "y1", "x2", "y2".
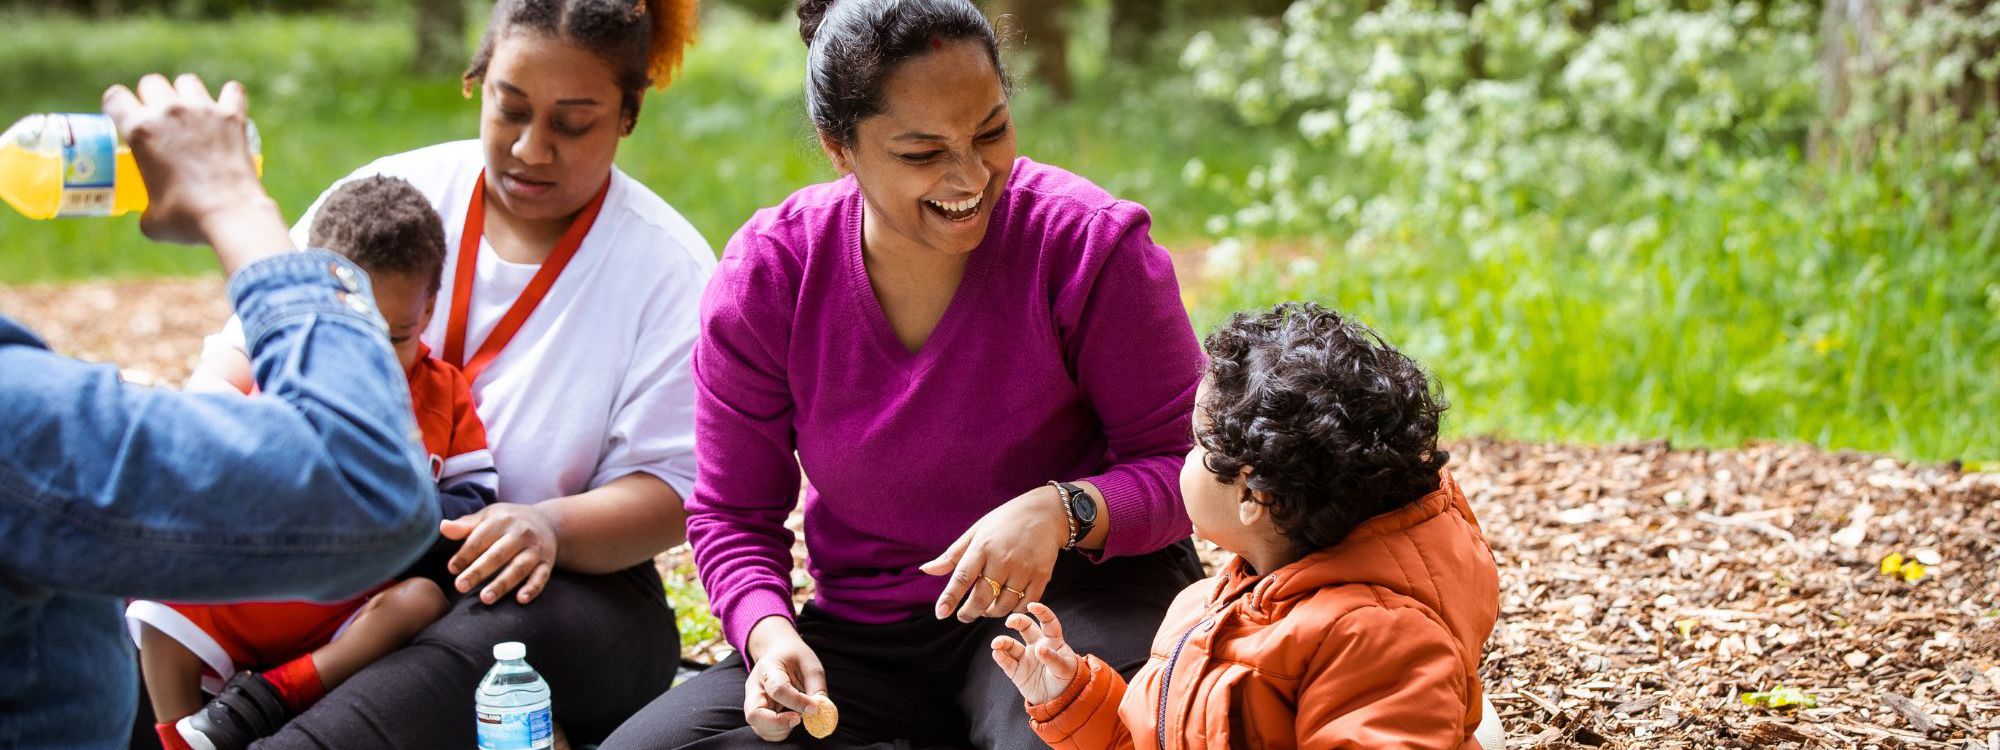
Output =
[{"x1": 0, "y1": 113, "x2": 260, "y2": 220}]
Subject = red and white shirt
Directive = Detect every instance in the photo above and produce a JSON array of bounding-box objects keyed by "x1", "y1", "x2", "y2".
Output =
[
  {"x1": 126, "y1": 345, "x2": 494, "y2": 693},
  {"x1": 407, "y1": 342, "x2": 496, "y2": 495}
]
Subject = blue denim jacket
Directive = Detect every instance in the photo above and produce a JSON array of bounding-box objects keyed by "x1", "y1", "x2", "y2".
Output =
[{"x1": 0, "y1": 251, "x2": 440, "y2": 749}]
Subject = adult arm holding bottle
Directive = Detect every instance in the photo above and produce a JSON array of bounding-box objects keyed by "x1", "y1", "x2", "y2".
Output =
[
  {"x1": 0, "y1": 73, "x2": 437, "y2": 748},
  {"x1": 0, "y1": 72, "x2": 437, "y2": 601}
]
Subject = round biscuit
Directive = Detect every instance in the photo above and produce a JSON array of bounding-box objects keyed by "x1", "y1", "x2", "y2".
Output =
[{"x1": 802, "y1": 694, "x2": 838, "y2": 739}]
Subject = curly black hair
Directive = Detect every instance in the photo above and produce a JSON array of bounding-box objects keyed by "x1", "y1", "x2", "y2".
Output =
[
  {"x1": 1197, "y1": 301, "x2": 1450, "y2": 552},
  {"x1": 307, "y1": 176, "x2": 447, "y2": 293}
]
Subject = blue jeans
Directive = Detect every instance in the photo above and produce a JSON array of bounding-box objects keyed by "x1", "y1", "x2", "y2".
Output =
[{"x1": 0, "y1": 251, "x2": 439, "y2": 749}]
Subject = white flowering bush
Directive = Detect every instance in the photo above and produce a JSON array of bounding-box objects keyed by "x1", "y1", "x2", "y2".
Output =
[
  {"x1": 1178, "y1": 0, "x2": 2000, "y2": 461},
  {"x1": 1179, "y1": 0, "x2": 1851, "y2": 236}
]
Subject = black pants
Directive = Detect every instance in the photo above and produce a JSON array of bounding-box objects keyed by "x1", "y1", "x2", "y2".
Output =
[
  {"x1": 602, "y1": 540, "x2": 1202, "y2": 750},
  {"x1": 239, "y1": 562, "x2": 678, "y2": 749}
]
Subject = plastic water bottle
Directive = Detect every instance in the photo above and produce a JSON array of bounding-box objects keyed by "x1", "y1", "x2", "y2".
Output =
[
  {"x1": 0, "y1": 113, "x2": 260, "y2": 220},
  {"x1": 476, "y1": 641, "x2": 554, "y2": 750}
]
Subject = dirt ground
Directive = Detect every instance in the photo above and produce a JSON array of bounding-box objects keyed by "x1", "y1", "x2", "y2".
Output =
[{"x1": 5, "y1": 276, "x2": 1996, "y2": 749}]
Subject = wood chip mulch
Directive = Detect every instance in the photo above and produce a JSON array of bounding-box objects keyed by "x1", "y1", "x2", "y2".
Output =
[
  {"x1": 0, "y1": 276, "x2": 227, "y2": 386},
  {"x1": 1460, "y1": 438, "x2": 1999, "y2": 749},
  {"x1": 6, "y1": 277, "x2": 1997, "y2": 748}
]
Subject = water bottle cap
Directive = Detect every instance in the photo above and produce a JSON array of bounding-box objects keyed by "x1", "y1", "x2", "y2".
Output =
[{"x1": 493, "y1": 641, "x2": 526, "y2": 661}]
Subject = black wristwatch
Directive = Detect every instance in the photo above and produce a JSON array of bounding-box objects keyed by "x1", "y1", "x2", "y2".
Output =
[{"x1": 1052, "y1": 481, "x2": 1096, "y2": 550}]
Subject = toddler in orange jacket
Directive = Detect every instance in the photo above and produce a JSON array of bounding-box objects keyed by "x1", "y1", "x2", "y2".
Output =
[{"x1": 992, "y1": 301, "x2": 1502, "y2": 749}]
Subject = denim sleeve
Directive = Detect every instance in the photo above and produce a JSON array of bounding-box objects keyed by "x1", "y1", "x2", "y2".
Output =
[{"x1": 0, "y1": 251, "x2": 438, "y2": 604}]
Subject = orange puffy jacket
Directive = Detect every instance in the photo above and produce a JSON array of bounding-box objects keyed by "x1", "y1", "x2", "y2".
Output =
[{"x1": 1028, "y1": 471, "x2": 1500, "y2": 749}]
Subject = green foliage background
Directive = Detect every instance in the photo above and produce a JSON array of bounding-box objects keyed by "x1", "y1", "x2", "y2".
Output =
[{"x1": 0, "y1": 1, "x2": 1994, "y2": 465}]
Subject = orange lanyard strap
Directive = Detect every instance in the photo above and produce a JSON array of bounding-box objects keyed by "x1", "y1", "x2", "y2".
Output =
[{"x1": 443, "y1": 171, "x2": 611, "y2": 383}]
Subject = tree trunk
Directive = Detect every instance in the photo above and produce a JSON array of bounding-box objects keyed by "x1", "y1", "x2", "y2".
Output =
[
  {"x1": 1814, "y1": 0, "x2": 1881, "y2": 164},
  {"x1": 1955, "y1": 0, "x2": 2000, "y2": 122},
  {"x1": 1456, "y1": 0, "x2": 1485, "y2": 80},
  {"x1": 1185, "y1": 0, "x2": 1294, "y2": 21},
  {"x1": 1109, "y1": 0, "x2": 1165, "y2": 66},
  {"x1": 995, "y1": 0, "x2": 1075, "y2": 103},
  {"x1": 413, "y1": 0, "x2": 469, "y2": 77}
]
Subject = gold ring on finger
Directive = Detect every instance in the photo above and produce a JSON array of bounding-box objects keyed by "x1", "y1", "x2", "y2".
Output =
[
  {"x1": 981, "y1": 575, "x2": 1002, "y2": 599},
  {"x1": 1003, "y1": 585, "x2": 1027, "y2": 598}
]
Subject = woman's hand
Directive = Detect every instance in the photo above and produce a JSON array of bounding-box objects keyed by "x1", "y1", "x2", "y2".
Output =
[
  {"x1": 743, "y1": 617, "x2": 829, "y2": 742},
  {"x1": 919, "y1": 484, "x2": 1069, "y2": 622},
  {"x1": 990, "y1": 602, "x2": 1080, "y2": 706},
  {"x1": 440, "y1": 503, "x2": 558, "y2": 605}
]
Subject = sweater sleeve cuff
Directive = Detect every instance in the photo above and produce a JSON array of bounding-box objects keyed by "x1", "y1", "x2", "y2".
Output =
[
  {"x1": 1029, "y1": 655, "x2": 1125, "y2": 746},
  {"x1": 722, "y1": 588, "x2": 798, "y2": 662},
  {"x1": 1079, "y1": 468, "x2": 1184, "y2": 561}
]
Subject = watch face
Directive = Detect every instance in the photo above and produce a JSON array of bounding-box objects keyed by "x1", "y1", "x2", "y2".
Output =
[{"x1": 1068, "y1": 488, "x2": 1097, "y2": 523}]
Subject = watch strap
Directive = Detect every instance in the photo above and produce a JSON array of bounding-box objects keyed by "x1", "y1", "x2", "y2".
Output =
[{"x1": 1051, "y1": 481, "x2": 1092, "y2": 550}]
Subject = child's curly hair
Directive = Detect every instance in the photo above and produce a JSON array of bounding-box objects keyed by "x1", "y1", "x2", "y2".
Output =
[
  {"x1": 1198, "y1": 301, "x2": 1450, "y2": 551},
  {"x1": 308, "y1": 176, "x2": 447, "y2": 293}
]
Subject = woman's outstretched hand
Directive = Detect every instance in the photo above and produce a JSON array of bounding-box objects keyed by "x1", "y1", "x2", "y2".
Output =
[
  {"x1": 990, "y1": 602, "x2": 1081, "y2": 706},
  {"x1": 919, "y1": 484, "x2": 1069, "y2": 621}
]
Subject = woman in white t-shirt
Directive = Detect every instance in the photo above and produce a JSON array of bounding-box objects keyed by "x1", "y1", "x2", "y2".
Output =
[{"x1": 175, "y1": 1, "x2": 710, "y2": 746}]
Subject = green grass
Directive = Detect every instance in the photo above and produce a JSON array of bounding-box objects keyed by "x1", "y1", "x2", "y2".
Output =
[
  {"x1": 662, "y1": 558, "x2": 720, "y2": 654},
  {"x1": 0, "y1": 8, "x2": 1993, "y2": 465},
  {"x1": 1191, "y1": 152, "x2": 2000, "y2": 464}
]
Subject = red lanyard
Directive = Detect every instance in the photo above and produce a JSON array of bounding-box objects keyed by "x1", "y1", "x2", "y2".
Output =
[{"x1": 442, "y1": 171, "x2": 610, "y2": 383}]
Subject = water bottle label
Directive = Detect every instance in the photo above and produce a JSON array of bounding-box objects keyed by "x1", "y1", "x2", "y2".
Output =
[
  {"x1": 476, "y1": 703, "x2": 553, "y2": 750},
  {"x1": 58, "y1": 114, "x2": 115, "y2": 217}
]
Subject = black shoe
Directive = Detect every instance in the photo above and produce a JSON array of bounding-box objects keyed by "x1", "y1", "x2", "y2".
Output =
[{"x1": 175, "y1": 671, "x2": 290, "y2": 750}]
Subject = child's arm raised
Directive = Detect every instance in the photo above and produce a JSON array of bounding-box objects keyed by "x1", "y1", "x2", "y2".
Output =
[
  {"x1": 186, "y1": 348, "x2": 252, "y2": 394},
  {"x1": 990, "y1": 602, "x2": 1081, "y2": 705},
  {"x1": 991, "y1": 603, "x2": 1137, "y2": 750}
]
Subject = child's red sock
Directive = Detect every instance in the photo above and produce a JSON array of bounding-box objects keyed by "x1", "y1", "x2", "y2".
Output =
[
  {"x1": 155, "y1": 722, "x2": 195, "y2": 750},
  {"x1": 261, "y1": 656, "x2": 326, "y2": 715}
]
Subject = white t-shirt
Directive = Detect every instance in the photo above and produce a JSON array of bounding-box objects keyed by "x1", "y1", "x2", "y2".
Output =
[{"x1": 214, "y1": 141, "x2": 713, "y2": 505}]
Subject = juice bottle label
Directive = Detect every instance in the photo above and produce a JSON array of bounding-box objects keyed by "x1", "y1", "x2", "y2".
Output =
[
  {"x1": 475, "y1": 703, "x2": 553, "y2": 750},
  {"x1": 58, "y1": 114, "x2": 116, "y2": 217}
]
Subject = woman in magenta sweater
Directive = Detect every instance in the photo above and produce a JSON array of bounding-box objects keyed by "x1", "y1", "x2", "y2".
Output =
[{"x1": 604, "y1": 0, "x2": 1204, "y2": 746}]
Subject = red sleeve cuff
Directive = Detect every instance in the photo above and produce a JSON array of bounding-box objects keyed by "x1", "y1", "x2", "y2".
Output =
[
  {"x1": 1029, "y1": 655, "x2": 1127, "y2": 746},
  {"x1": 1026, "y1": 654, "x2": 1095, "y2": 722}
]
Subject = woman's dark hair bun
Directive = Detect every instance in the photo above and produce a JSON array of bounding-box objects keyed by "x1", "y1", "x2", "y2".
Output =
[
  {"x1": 797, "y1": 0, "x2": 1006, "y2": 145},
  {"x1": 798, "y1": 0, "x2": 836, "y2": 44}
]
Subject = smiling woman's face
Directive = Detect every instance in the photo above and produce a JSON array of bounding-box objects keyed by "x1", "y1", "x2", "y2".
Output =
[
  {"x1": 478, "y1": 30, "x2": 627, "y2": 224},
  {"x1": 827, "y1": 39, "x2": 1016, "y2": 259}
]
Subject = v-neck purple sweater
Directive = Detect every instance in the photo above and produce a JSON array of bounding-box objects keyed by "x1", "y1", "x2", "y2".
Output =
[{"x1": 687, "y1": 158, "x2": 1201, "y2": 651}]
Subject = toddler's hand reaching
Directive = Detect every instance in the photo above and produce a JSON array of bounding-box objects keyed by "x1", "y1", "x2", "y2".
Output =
[{"x1": 989, "y1": 601, "x2": 1080, "y2": 706}]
